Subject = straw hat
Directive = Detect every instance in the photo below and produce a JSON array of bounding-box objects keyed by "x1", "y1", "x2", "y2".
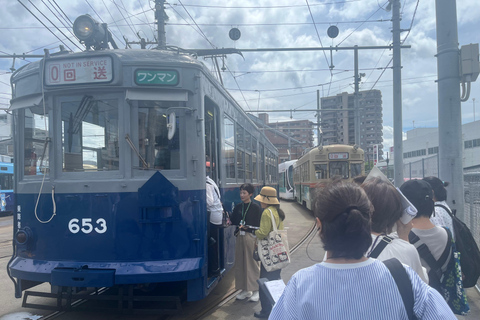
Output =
[{"x1": 254, "y1": 186, "x2": 280, "y2": 205}]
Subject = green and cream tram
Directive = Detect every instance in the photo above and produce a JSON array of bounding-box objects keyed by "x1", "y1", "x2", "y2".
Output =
[{"x1": 293, "y1": 144, "x2": 364, "y2": 210}]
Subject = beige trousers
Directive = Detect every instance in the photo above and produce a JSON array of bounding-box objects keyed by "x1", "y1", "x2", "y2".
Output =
[{"x1": 234, "y1": 232, "x2": 260, "y2": 291}]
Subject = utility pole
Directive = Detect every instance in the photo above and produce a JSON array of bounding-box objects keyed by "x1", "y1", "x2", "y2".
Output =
[
  {"x1": 317, "y1": 90, "x2": 321, "y2": 146},
  {"x1": 392, "y1": 0, "x2": 404, "y2": 187},
  {"x1": 435, "y1": 0, "x2": 464, "y2": 219},
  {"x1": 354, "y1": 46, "x2": 360, "y2": 146},
  {"x1": 155, "y1": 0, "x2": 167, "y2": 49}
]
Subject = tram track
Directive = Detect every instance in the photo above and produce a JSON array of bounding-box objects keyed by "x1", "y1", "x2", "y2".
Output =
[{"x1": 33, "y1": 221, "x2": 318, "y2": 320}]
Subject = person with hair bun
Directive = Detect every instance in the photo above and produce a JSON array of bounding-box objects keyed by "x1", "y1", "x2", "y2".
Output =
[
  {"x1": 269, "y1": 180, "x2": 455, "y2": 320},
  {"x1": 423, "y1": 176, "x2": 455, "y2": 240},
  {"x1": 362, "y1": 178, "x2": 428, "y2": 283}
]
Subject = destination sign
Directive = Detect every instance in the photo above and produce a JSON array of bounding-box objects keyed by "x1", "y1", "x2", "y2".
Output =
[
  {"x1": 135, "y1": 69, "x2": 179, "y2": 86},
  {"x1": 328, "y1": 152, "x2": 349, "y2": 160},
  {"x1": 45, "y1": 56, "x2": 113, "y2": 86}
]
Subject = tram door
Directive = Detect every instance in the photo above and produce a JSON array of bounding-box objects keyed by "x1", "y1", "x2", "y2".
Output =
[{"x1": 204, "y1": 99, "x2": 219, "y2": 183}]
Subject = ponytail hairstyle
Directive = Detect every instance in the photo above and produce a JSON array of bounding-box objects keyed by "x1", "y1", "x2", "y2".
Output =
[
  {"x1": 423, "y1": 176, "x2": 448, "y2": 201},
  {"x1": 270, "y1": 204, "x2": 285, "y2": 221},
  {"x1": 314, "y1": 181, "x2": 373, "y2": 259}
]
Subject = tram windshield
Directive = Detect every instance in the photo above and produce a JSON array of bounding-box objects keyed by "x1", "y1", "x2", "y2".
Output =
[
  {"x1": 329, "y1": 161, "x2": 349, "y2": 179},
  {"x1": 24, "y1": 106, "x2": 49, "y2": 176},
  {"x1": 351, "y1": 163, "x2": 363, "y2": 178},
  {"x1": 314, "y1": 164, "x2": 327, "y2": 179},
  {"x1": 61, "y1": 97, "x2": 119, "y2": 172},
  {"x1": 137, "y1": 101, "x2": 180, "y2": 170}
]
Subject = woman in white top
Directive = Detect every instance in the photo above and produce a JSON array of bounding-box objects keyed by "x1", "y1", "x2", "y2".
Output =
[
  {"x1": 362, "y1": 178, "x2": 428, "y2": 283},
  {"x1": 270, "y1": 181, "x2": 455, "y2": 320}
]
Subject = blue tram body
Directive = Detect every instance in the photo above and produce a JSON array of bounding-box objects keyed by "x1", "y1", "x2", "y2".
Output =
[
  {"x1": 0, "y1": 161, "x2": 14, "y2": 215},
  {"x1": 8, "y1": 48, "x2": 278, "y2": 302}
]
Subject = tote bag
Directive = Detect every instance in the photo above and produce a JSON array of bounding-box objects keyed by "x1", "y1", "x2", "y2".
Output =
[{"x1": 257, "y1": 209, "x2": 291, "y2": 272}]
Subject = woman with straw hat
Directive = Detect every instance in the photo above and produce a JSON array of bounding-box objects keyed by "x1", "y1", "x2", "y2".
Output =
[{"x1": 240, "y1": 186, "x2": 285, "y2": 318}]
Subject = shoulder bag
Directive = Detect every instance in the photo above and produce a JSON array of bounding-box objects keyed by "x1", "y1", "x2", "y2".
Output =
[{"x1": 257, "y1": 208, "x2": 291, "y2": 272}]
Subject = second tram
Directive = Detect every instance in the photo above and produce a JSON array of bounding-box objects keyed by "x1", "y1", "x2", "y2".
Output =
[
  {"x1": 293, "y1": 145, "x2": 364, "y2": 210},
  {"x1": 278, "y1": 160, "x2": 296, "y2": 200},
  {"x1": 0, "y1": 161, "x2": 14, "y2": 216}
]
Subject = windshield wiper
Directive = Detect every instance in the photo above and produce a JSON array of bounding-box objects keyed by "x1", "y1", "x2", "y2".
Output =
[{"x1": 125, "y1": 134, "x2": 148, "y2": 169}]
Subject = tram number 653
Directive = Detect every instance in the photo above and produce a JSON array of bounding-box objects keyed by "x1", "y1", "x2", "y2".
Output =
[{"x1": 68, "y1": 218, "x2": 107, "y2": 234}]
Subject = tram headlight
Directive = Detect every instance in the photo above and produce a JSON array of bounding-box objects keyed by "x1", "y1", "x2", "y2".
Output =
[
  {"x1": 15, "y1": 227, "x2": 32, "y2": 245},
  {"x1": 73, "y1": 14, "x2": 105, "y2": 46}
]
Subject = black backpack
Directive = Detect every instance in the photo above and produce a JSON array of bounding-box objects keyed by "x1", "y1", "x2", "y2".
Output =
[{"x1": 435, "y1": 204, "x2": 480, "y2": 288}]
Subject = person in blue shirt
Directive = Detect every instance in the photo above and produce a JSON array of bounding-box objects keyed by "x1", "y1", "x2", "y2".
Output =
[{"x1": 270, "y1": 180, "x2": 456, "y2": 320}]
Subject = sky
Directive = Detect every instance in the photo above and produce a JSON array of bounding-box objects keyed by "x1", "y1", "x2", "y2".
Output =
[{"x1": 0, "y1": 0, "x2": 479, "y2": 154}]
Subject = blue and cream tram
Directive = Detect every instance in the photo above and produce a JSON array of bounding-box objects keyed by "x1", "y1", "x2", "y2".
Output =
[
  {"x1": 0, "y1": 161, "x2": 14, "y2": 215},
  {"x1": 293, "y1": 144, "x2": 364, "y2": 210},
  {"x1": 7, "y1": 20, "x2": 277, "y2": 304}
]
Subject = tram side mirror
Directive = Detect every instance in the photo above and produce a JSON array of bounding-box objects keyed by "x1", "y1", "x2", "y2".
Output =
[{"x1": 167, "y1": 112, "x2": 176, "y2": 140}]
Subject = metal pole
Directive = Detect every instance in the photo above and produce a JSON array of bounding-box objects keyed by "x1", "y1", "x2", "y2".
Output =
[
  {"x1": 317, "y1": 90, "x2": 321, "y2": 146},
  {"x1": 473, "y1": 98, "x2": 476, "y2": 122},
  {"x1": 155, "y1": 0, "x2": 167, "y2": 49},
  {"x1": 354, "y1": 46, "x2": 360, "y2": 146},
  {"x1": 435, "y1": 0, "x2": 464, "y2": 219},
  {"x1": 392, "y1": 0, "x2": 404, "y2": 187}
]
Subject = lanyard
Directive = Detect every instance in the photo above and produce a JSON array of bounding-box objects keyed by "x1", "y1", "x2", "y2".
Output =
[{"x1": 241, "y1": 202, "x2": 251, "y2": 225}]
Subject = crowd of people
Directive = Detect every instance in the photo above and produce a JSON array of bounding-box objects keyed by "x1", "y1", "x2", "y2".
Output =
[{"x1": 208, "y1": 171, "x2": 469, "y2": 319}]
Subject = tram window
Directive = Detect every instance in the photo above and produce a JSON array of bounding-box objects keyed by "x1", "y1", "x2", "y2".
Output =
[
  {"x1": 329, "y1": 161, "x2": 349, "y2": 179},
  {"x1": 351, "y1": 163, "x2": 362, "y2": 178},
  {"x1": 61, "y1": 98, "x2": 119, "y2": 172},
  {"x1": 245, "y1": 153, "x2": 252, "y2": 181},
  {"x1": 252, "y1": 138, "x2": 257, "y2": 180},
  {"x1": 138, "y1": 101, "x2": 180, "y2": 170},
  {"x1": 237, "y1": 149, "x2": 244, "y2": 180},
  {"x1": 314, "y1": 164, "x2": 327, "y2": 179},
  {"x1": 24, "y1": 108, "x2": 49, "y2": 176},
  {"x1": 224, "y1": 117, "x2": 235, "y2": 178},
  {"x1": 259, "y1": 144, "x2": 265, "y2": 182},
  {"x1": 225, "y1": 144, "x2": 235, "y2": 178},
  {"x1": 236, "y1": 125, "x2": 244, "y2": 149},
  {"x1": 0, "y1": 173, "x2": 13, "y2": 190}
]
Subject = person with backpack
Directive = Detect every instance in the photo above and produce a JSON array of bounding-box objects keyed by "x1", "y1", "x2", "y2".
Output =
[
  {"x1": 362, "y1": 178, "x2": 428, "y2": 283},
  {"x1": 422, "y1": 177, "x2": 454, "y2": 239},
  {"x1": 423, "y1": 176, "x2": 480, "y2": 289},
  {"x1": 270, "y1": 181, "x2": 455, "y2": 320},
  {"x1": 400, "y1": 179, "x2": 469, "y2": 315}
]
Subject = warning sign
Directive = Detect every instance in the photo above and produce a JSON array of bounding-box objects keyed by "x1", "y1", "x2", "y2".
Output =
[{"x1": 45, "y1": 56, "x2": 113, "y2": 86}]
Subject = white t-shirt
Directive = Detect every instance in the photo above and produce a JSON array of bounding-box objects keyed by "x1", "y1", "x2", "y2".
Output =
[
  {"x1": 368, "y1": 232, "x2": 429, "y2": 283},
  {"x1": 410, "y1": 226, "x2": 451, "y2": 273},
  {"x1": 430, "y1": 201, "x2": 455, "y2": 240},
  {"x1": 206, "y1": 176, "x2": 223, "y2": 225}
]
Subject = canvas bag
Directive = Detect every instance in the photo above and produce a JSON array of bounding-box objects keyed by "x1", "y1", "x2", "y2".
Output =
[
  {"x1": 410, "y1": 228, "x2": 469, "y2": 315},
  {"x1": 257, "y1": 208, "x2": 291, "y2": 272}
]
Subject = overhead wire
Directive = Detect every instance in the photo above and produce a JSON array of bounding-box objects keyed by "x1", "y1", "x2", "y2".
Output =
[
  {"x1": 17, "y1": 0, "x2": 80, "y2": 51},
  {"x1": 337, "y1": 0, "x2": 390, "y2": 46},
  {"x1": 137, "y1": 0, "x2": 156, "y2": 39},
  {"x1": 101, "y1": 0, "x2": 128, "y2": 47},
  {"x1": 41, "y1": 0, "x2": 79, "y2": 44},
  {"x1": 112, "y1": 0, "x2": 140, "y2": 39},
  {"x1": 176, "y1": 0, "x2": 252, "y2": 111},
  {"x1": 305, "y1": 0, "x2": 334, "y2": 97},
  {"x1": 174, "y1": 1, "x2": 361, "y2": 9}
]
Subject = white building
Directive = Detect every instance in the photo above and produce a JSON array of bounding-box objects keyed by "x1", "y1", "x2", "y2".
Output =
[{"x1": 378, "y1": 120, "x2": 480, "y2": 178}]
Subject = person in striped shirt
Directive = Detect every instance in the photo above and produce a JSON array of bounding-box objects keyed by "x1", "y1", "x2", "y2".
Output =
[{"x1": 269, "y1": 181, "x2": 455, "y2": 320}]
